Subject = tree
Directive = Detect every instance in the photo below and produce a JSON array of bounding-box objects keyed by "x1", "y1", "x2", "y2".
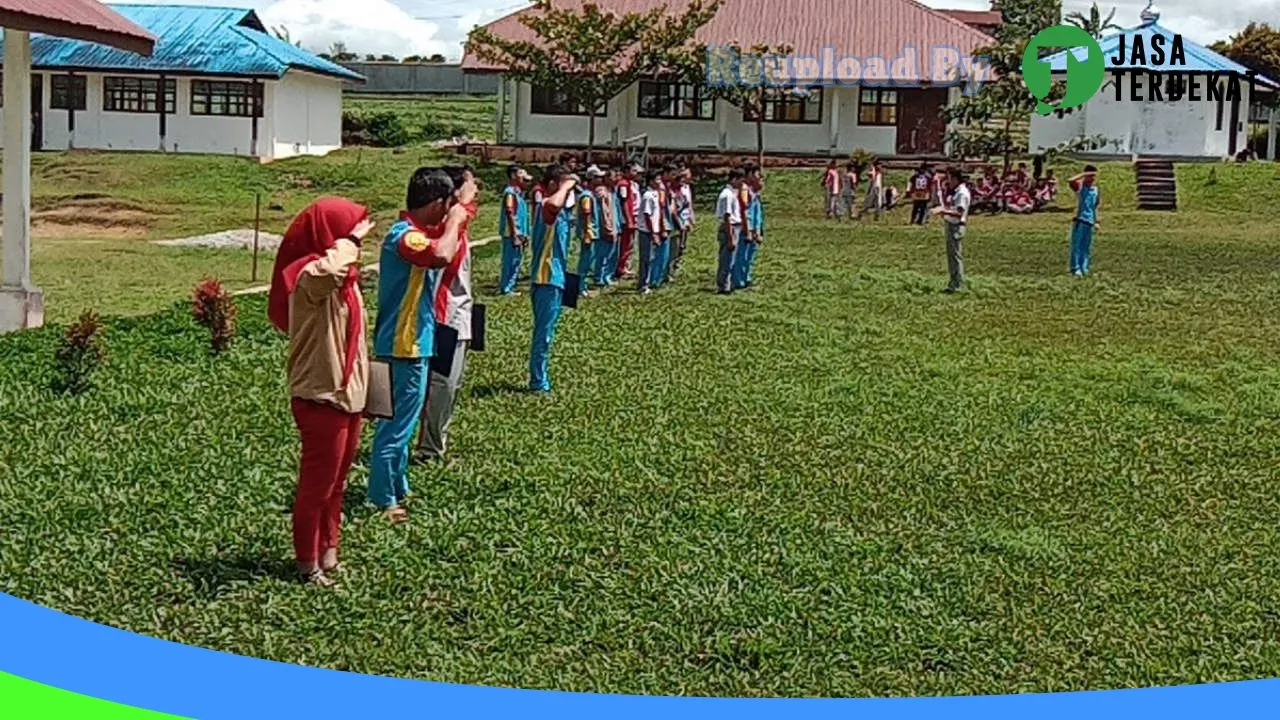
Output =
[
  {"x1": 328, "y1": 42, "x2": 359, "y2": 62},
  {"x1": 364, "y1": 53, "x2": 378, "y2": 61},
  {"x1": 672, "y1": 42, "x2": 794, "y2": 167},
  {"x1": 402, "y1": 55, "x2": 423, "y2": 63},
  {"x1": 1065, "y1": 3, "x2": 1121, "y2": 40},
  {"x1": 1211, "y1": 22, "x2": 1280, "y2": 105},
  {"x1": 271, "y1": 25, "x2": 303, "y2": 48},
  {"x1": 942, "y1": 0, "x2": 1063, "y2": 170},
  {"x1": 467, "y1": 0, "x2": 720, "y2": 161},
  {"x1": 427, "y1": 53, "x2": 447, "y2": 63}
]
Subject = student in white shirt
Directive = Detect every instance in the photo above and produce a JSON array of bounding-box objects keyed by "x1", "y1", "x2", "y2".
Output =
[
  {"x1": 932, "y1": 167, "x2": 971, "y2": 293},
  {"x1": 860, "y1": 161, "x2": 884, "y2": 221},
  {"x1": 715, "y1": 168, "x2": 745, "y2": 294},
  {"x1": 637, "y1": 170, "x2": 664, "y2": 295}
]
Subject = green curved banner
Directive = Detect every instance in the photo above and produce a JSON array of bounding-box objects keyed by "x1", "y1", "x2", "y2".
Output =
[{"x1": 0, "y1": 671, "x2": 190, "y2": 719}]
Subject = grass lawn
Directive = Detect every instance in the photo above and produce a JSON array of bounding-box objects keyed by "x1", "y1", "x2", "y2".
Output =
[
  {"x1": 345, "y1": 94, "x2": 498, "y2": 142},
  {"x1": 3, "y1": 154, "x2": 1280, "y2": 697}
]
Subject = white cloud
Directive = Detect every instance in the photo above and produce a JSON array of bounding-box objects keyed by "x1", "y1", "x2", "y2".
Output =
[{"x1": 258, "y1": 0, "x2": 453, "y2": 59}]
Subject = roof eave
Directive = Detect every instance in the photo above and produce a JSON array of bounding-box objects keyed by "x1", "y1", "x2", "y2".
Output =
[{"x1": 0, "y1": 8, "x2": 154, "y2": 56}]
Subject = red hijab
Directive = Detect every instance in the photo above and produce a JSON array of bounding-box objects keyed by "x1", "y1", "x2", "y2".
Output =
[{"x1": 268, "y1": 197, "x2": 368, "y2": 387}]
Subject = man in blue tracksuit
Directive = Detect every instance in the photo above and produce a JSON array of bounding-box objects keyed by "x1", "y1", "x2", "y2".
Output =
[
  {"x1": 1068, "y1": 165, "x2": 1100, "y2": 277},
  {"x1": 734, "y1": 164, "x2": 763, "y2": 289},
  {"x1": 369, "y1": 167, "x2": 474, "y2": 521},
  {"x1": 528, "y1": 165, "x2": 578, "y2": 393},
  {"x1": 498, "y1": 165, "x2": 530, "y2": 295}
]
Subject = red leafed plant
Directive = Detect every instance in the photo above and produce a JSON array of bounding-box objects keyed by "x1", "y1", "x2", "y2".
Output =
[
  {"x1": 52, "y1": 309, "x2": 107, "y2": 395},
  {"x1": 192, "y1": 277, "x2": 236, "y2": 354}
]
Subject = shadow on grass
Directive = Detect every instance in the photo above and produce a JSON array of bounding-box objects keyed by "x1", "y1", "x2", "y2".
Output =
[
  {"x1": 470, "y1": 382, "x2": 533, "y2": 400},
  {"x1": 171, "y1": 553, "x2": 296, "y2": 598}
]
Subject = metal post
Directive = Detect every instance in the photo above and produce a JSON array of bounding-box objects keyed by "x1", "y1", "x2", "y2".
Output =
[{"x1": 251, "y1": 193, "x2": 261, "y2": 283}]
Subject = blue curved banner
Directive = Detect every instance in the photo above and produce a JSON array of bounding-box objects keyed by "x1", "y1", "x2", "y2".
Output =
[{"x1": 1, "y1": 592, "x2": 1277, "y2": 719}]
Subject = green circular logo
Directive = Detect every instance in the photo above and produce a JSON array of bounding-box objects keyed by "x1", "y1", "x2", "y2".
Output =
[{"x1": 1022, "y1": 25, "x2": 1105, "y2": 115}]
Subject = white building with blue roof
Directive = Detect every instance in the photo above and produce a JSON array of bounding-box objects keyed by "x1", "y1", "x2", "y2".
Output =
[
  {"x1": 1029, "y1": 6, "x2": 1277, "y2": 160},
  {"x1": 0, "y1": 4, "x2": 364, "y2": 160}
]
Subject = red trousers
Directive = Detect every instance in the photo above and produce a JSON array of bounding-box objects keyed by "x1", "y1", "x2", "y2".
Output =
[
  {"x1": 616, "y1": 227, "x2": 635, "y2": 276},
  {"x1": 290, "y1": 398, "x2": 362, "y2": 565}
]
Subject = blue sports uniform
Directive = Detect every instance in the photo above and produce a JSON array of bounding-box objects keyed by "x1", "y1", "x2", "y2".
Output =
[
  {"x1": 369, "y1": 216, "x2": 443, "y2": 509},
  {"x1": 529, "y1": 195, "x2": 573, "y2": 392},
  {"x1": 498, "y1": 185, "x2": 529, "y2": 294},
  {"x1": 575, "y1": 192, "x2": 600, "y2": 294},
  {"x1": 1070, "y1": 183, "x2": 1099, "y2": 275}
]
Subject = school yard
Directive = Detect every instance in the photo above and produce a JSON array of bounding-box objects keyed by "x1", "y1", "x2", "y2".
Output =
[{"x1": 3, "y1": 99, "x2": 1280, "y2": 696}]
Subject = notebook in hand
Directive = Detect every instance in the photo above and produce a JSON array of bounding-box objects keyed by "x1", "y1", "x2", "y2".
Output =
[
  {"x1": 430, "y1": 323, "x2": 460, "y2": 377},
  {"x1": 471, "y1": 303, "x2": 486, "y2": 352},
  {"x1": 563, "y1": 273, "x2": 581, "y2": 309},
  {"x1": 365, "y1": 359, "x2": 394, "y2": 420}
]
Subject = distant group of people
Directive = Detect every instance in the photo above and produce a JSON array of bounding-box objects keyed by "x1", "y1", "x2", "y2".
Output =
[
  {"x1": 821, "y1": 159, "x2": 902, "y2": 221},
  {"x1": 265, "y1": 148, "x2": 1099, "y2": 586},
  {"x1": 971, "y1": 162, "x2": 1060, "y2": 214}
]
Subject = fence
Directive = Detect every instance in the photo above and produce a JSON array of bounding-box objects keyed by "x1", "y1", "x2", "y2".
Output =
[{"x1": 341, "y1": 63, "x2": 499, "y2": 95}]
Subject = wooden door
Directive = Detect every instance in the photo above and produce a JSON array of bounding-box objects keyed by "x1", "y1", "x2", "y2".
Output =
[
  {"x1": 896, "y1": 88, "x2": 948, "y2": 155},
  {"x1": 31, "y1": 74, "x2": 43, "y2": 152},
  {"x1": 1228, "y1": 92, "x2": 1242, "y2": 156}
]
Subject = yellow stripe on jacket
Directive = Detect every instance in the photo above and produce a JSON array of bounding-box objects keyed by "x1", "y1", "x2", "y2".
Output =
[
  {"x1": 392, "y1": 265, "x2": 428, "y2": 357},
  {"x1": 535, "y1": 223, "x2": 555, "y2": 285}
]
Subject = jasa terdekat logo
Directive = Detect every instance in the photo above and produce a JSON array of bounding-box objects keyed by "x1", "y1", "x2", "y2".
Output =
[{"x1": 1022, "y1": 24, "x2": 1257, "y2": 115}]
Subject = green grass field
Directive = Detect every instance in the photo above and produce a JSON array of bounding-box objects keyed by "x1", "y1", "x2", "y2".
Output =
[
  {"x1": 3, "y1": 144, "x2": 1280, "y2": 697},
  {"x1": 345, "y1": 94, "x2": 498, "y2": 143}
]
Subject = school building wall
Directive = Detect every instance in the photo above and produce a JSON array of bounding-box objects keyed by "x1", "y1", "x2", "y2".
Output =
[
  {"x1": 1029, "y1": 73, "x2": 1251, "y2": 158},
  {"x1": 2, "y1": 69, "x2": 345, "y2": 160},
  {"x1": 505, "y1": 81, "x2": 954, "y2": 157}
]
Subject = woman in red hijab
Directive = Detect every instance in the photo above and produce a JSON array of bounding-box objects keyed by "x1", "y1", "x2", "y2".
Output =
[{"x1": 269, "y1": 197, "x2": 376, "y2": 587}]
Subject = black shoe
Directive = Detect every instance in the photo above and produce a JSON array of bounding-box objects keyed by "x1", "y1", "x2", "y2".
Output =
[
  {"x1": 411, "y1": 450, "x2": 441, "y2": 465},
  {"x1": 941, "y1": 287, "x2": 958, "y2": 294}
]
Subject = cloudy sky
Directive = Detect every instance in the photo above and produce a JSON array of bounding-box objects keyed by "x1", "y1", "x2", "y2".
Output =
[{"x1": 134, "y1": 0, "x2": 1279, "y2": 61}]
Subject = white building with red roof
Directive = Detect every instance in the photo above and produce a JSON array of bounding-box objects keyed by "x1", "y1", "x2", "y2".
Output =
[{"x1": 462, "y1": 0, "x2": 996, "y2": 158}]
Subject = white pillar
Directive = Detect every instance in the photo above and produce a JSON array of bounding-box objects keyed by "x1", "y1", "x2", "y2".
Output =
[
  {"x1": 716, "y1": 99, "x2": 727, "y2": 151},
  {"x1": 494, "y1": 77, "x2": 506, "y2": 144},
  {"x1": 828, "y1": 86, "x2": 839, "y2": 154},
  {"x1": 1269, "y1": 106, "x2": 1278, "y2": 161},
  {"x1": 1, "y1": 29, "x2": 43, "y2": 333},
  {"x1": 510, "y1": 81, "x2": 520, "y2": 143}
]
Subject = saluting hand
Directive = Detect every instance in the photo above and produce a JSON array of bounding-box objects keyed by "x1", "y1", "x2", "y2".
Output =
[{"x1": 348, "y1": 218, "x2": 377, "y2": 245}]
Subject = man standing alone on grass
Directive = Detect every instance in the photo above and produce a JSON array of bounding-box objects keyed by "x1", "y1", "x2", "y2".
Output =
[
  {"x1": 498, "y1": 165, "x2": 530, "y2": 296},
  {"x1": 1068, "y1": 165, "x2": 1100, "y2": 277},
  {"x1": 416, "y1": 165, "x2": 479, "y2": 464},
  {"x1": 528, "y1": 166, "x2": 579, "y2": 393},
  {"x1": 932, "y1": 167, "x2": 970, "y2": 294},
  {"x1": 369, "y1": 168, "x2": 475, "y2": 521},
  {"x1": 715, "y1": 168, "x2": 744, "y2": 294}
]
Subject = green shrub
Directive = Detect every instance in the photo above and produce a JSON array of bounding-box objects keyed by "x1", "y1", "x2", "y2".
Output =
[
  {"x1": 192, "y1": 277, "x2": 236, "y2": 355},
  {"x1": 342, "y1": 110, "x2": 409, "y2": 148},
  {"x1": 421, "y1": 118, "x2": 470, "y2": 142},
  {"x1": 51, "y1": 310, "x2": 107, "y2": 395}
]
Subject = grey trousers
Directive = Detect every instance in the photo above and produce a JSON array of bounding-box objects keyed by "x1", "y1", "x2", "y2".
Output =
[
  {"x1": 416, "y1": 339, "x2": 469, "y2": 458},
  {"x1": 716, "y1": 226, "x2": 737, "y2": 292},
  {"x1": 945, "y1": 222, "x2": 965, "y2": 290}
]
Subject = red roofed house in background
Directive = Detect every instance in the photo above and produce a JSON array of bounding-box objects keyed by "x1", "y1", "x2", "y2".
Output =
[
  {"x1": 0, "y1": 0, "x2": 154, "y2": 333},
  {"x1": 463, "y1": 0, "x2": 993, "y2": 159}
]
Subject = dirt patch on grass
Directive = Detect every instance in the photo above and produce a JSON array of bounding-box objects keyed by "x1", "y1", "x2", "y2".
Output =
[{"x1": 22, "y1": 196, "x2": 162, "y2": 239}]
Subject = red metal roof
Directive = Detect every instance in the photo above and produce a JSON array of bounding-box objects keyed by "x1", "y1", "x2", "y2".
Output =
[
  {"x1": 940, "y1": 9, "x2": 1003, "y2": 29},
  {"x1": 0, "y1": 0, "x2": 155, "y2": 56},
  {"x1": 463, "y1": 0, "x2": 994, "y2": 81}
]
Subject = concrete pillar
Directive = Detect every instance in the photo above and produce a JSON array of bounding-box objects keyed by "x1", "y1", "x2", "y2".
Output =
[
  {"x1": 1, "y1": 29, "x2": 44, "y2": 333},
  {"x1": 828, "y1": 85, "x2": 839, "y2": 154},
  {"x1": 495, "y1": 77, "x2": 506, "y2": 143},
  {"x1": 1268, "y1": 106, "x2": 1278, "y2": 161},
  {"x1": 716, "y1": 98, "x2": 727, "y2": 151}
]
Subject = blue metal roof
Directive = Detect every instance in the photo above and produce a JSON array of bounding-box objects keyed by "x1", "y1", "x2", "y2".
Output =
[
  {"x1": 1044, "y1": 20, "x2": 1277, "y2": 87},
  {"x1": 3, "y1": 4, "x2": 362, "y2": 82}
]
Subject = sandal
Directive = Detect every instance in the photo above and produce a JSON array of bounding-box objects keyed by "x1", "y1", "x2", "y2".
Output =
[
  {"x1": 298, "y1": 568, "x2": 337, "y2": 588},
  {"x1": 381, "y1": 507, "x2": 409, "y2": 525}
]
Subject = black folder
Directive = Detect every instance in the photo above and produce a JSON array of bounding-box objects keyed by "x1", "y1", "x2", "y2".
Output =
[
  {"x1": 471, "y1": 304, "x2": 486, "y2": 352},
  {"x1": 430, "y1": 323, "x2": 460, "y2": 377}
]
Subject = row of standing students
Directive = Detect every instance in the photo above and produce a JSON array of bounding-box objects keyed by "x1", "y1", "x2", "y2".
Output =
[{"x1": 500, "y1": 157, "x2": 766, "y2": 393}]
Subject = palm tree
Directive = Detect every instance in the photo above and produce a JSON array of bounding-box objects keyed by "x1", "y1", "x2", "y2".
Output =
[
  {"x1": 271, "y1": 25, "x2": 302, "y2": 48},
  {"x1": 1065, "y1": 3, "x2": 1123, "y2": 40}
]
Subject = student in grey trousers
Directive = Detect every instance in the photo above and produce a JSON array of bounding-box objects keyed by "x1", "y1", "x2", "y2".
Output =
[{"x1": 932, "y1": 167, "x2": 971, "y2": 293}]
